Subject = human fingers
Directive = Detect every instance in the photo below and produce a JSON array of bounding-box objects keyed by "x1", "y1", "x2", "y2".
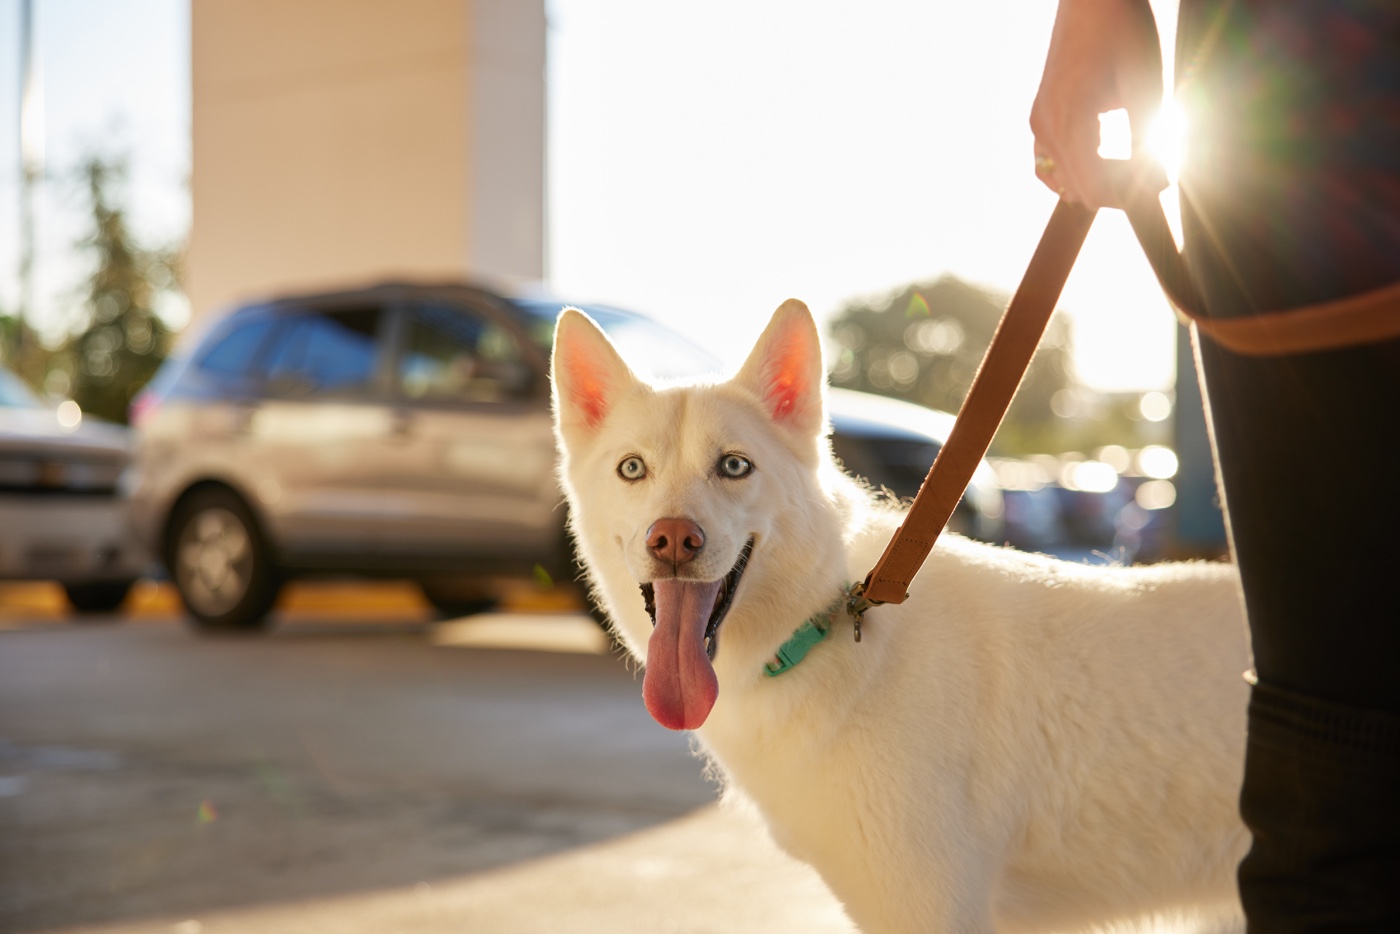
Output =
[
  {"x1": 1030, "y1": 0, "x2": 1163, "y2": 207},
  {"x1": 1032, "y1": 109, "x2": 1111, "y2": 206}
]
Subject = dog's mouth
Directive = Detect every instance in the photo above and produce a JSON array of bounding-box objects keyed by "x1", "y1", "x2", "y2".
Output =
[
  {"x1": 638, "y1": 537, "x2": 754, "y2": 731},
  {"x1": 640, "y1": 537, "x2": 753, "y2": 662}
]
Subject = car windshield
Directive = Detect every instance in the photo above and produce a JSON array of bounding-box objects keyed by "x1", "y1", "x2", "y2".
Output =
[
  {"x1": 0, "y1": 369, "x2": 41, "y2": 409},
  {"x1": 511, "y1": 299, "x2": 723, "y2": 381}
]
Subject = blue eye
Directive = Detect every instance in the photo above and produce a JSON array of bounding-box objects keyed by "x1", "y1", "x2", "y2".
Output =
[
  {"x1": 718, "y1": 453, "x2": 753, "y2": 478},
  {"x1": 618, "y1": 456, "x2": 647, "y2": 481}
]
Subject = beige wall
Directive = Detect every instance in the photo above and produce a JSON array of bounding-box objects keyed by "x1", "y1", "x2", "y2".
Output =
[{"x1": 189, "y1": 0, "x2": 545, "y2": 320}]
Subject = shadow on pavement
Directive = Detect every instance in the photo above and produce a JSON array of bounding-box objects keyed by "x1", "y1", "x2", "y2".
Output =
[{"x1": 0, "y1": 615, "x2": 727, "y2": 932}]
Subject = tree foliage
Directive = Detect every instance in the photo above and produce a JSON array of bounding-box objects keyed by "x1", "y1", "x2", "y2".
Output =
[
  {"x1": 0, "y1": 314, "x2": 42, "y2": 382},
  {"x1": 827, "y1": 274, "x2": 1075, "y2": 456},
  {"x1": 53, "y1": 156, "x2": 180, "y2": 423}
]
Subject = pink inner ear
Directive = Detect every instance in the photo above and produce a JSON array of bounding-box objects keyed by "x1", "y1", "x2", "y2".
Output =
[
  {"x1": 764, "y1": 337, "x2": 810, "y2": 424},
  {"x1": 562, "y1": 345, "x2": 611, "y2": 428},
  {"x1": 768, "y1": 371, "x2": 800, "y2": 422}
]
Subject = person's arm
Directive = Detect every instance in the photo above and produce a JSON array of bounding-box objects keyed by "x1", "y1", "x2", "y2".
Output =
[{"x1": 1030, "y1": 0, "x2": 1163, "y2": 206}]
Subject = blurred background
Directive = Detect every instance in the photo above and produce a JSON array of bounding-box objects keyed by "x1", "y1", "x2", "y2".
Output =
[
  {"x1": 0, "y1": 0, "x2": 1225, "y2": 591},
  {"x1": 0, "y1": 2, "x2": 1229, "y2": 931}
]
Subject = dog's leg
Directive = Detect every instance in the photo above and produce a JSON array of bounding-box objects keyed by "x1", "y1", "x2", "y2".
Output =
[{"x1": 824, "y1": 812, "x2": 999, "y2": 934}]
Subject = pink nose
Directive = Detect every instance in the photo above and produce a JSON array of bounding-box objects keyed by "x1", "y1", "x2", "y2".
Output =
[{"x1": 647, "y1": 517, "x2": 705, "y2": 566}]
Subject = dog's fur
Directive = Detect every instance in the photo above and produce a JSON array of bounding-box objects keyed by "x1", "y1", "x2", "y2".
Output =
[{"x1": 551, "y1": 300, "x2": 1251, "y2": 933}]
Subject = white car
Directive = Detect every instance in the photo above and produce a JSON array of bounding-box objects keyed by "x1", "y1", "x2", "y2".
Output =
[{"x1": 0, "y1": 368, "x2": 148, "y2": 612}]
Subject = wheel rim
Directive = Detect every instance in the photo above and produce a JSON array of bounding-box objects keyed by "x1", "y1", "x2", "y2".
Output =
[{"x1": 176, "y1": 506, "x2": 254, "y2": 617}]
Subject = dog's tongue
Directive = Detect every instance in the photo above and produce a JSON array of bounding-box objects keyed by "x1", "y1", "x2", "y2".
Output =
[{"x1": 643, "y1": 578, "x2": 721, "y2": 731}]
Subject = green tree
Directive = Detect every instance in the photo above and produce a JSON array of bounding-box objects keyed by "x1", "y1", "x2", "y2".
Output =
[
  {"x1": 54, "y1": 156, "x2": 180, "y2": 423},
  {"x1": 828, "y1": 274, "x2": 1075, "y2": 456},
  {"x1": 0, "y1": 312, "x2": 44, "y2": 384}
]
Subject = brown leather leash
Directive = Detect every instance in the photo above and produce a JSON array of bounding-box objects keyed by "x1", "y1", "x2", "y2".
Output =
[{"x1": 859, "y1": 160, "x2": 1400, "y2": 606}]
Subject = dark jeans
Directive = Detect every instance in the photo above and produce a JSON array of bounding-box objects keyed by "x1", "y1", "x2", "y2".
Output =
[{"x1": 1177, "y1": 0, "x2": 1400, "y2": 929}]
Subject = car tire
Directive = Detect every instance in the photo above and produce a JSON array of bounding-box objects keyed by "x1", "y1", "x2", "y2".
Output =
[
  {"x1": 418, "y1": 581, "x2": 499, "y2": 618},
  {"x1": 63, "y1": 580, "x2": 134, "y2": 616},
  {"x1": 168, "y1": 488, "x2": 281, "y2": 632}
]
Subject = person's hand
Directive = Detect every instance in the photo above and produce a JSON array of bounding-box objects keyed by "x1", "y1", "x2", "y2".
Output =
[{"x1": 1030, "y1": 0, "x2": 1163, "y2": 207}]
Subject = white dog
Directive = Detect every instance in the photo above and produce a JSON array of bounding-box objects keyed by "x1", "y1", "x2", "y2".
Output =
[{"x1": 551, "y1": 299, "x2": 1251, "y2": 933}]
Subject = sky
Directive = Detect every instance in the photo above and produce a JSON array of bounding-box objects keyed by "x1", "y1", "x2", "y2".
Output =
[
  {"x1": 0, "y1": 0, "x2": 190, "y2": 336},
  {"x1": 1, "y1": 0, "x2": 1181, "y2": 391}
]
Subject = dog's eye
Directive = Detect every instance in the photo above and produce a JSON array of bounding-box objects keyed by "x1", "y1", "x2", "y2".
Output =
[
  {"x1": 617, "y1": 456, "x2": 648, "y2": 481},
  {"x1": 718, "y1": 453, "x2": 753, "y2": 478}
]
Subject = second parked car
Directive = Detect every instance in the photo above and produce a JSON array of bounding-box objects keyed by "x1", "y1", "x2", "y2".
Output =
[{"x1": 1, "y1": 368, "x2": 147, "y2": 612}]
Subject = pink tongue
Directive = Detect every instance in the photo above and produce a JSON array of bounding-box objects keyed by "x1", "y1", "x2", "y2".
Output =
[{"x1": 643, "y1": 578, "x2": 722, "y2": 731}]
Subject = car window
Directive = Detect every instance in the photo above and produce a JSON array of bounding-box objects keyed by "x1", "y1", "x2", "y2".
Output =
[
  {"x1": 0, "y1": 369, "x2": 41, "y2": 408},
  {"x1": 264, "y1": 306, "x2": 384, "y2": 397},
  {"x1": 197, "y1": 317, "x2": 276, "y2": 378},
  {"x1": 511, "y1": 299, "x2": 722, "y2": 380},
  {"x1": 398, "y1": 304, "x2": 533, "y2": 403}
]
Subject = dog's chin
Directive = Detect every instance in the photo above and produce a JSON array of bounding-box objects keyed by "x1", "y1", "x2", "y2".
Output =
[{"x1": 636, "y1": 538, "x2": 754, "y2": 732}]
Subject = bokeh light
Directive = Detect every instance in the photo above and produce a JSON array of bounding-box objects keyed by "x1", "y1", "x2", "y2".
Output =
[
  {"x1": 1135, "y1": 479, "x2": 1177, "y2": 510},
  {"x1": 1138, "y1": 445, "x2": 1179, "y2": 479},
  {"x1": 55, "y1": 399, "x2": 82, "y2": 429}
]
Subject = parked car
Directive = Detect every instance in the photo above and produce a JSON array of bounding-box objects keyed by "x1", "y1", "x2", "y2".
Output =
[
  {"x1": 826, "y1": 388, "x2": 1002, "y2": 542},
  {"x1": 0, "y1": 367, "x2": 147, "y2": 612},
  {"x1": 129, "y1": 281, "x2": 1000, "y2": 631}
]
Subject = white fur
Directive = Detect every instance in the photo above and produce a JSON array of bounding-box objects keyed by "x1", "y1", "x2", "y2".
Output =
[{"x1": 552, "y1": 301, "x2": 1251, "y2": 933}]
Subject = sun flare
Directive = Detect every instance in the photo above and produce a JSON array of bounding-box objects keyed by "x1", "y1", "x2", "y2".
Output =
[
  {"x1": 1097, "y1": 99, "x2": 1187, "y2": 183},
  {"x1": 1147, "y1": 98, "x2": 1188, "y2": 184}
]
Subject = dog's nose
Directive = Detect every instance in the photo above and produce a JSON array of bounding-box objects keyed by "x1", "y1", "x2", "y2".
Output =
[{"x1": 646, "y1": 517, "x2": 705, "y2": 567}]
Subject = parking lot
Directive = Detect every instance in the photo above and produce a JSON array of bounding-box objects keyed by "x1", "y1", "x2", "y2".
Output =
[{"x1": 0, "y1": 584, "x2": 853, "y2": 934}]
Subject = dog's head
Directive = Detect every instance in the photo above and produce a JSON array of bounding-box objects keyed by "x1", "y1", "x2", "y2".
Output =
[{"x1": 552, "y1": 300, "x2": 847, "y2": 731}]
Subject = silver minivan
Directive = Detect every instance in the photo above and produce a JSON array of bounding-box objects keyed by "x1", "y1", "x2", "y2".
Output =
[{"x1": 130, "y1": 282, "x2": 1000, "y2": 631}]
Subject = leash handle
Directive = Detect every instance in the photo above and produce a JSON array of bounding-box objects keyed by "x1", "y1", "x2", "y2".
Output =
[
  {"x1": 861, "y1": 160, "x2": 1400, "y2": 607},
  {"x1": 1113, "y1": 163, "x2": 1400, "y2": 355},
  {"x1": 861, "y1": 198, "x2": 1096, "y2": 605}
]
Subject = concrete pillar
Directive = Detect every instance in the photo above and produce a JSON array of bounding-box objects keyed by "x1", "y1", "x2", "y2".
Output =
[{"x1": 188, "y1": 0, "x2": 545, "y2": 321}]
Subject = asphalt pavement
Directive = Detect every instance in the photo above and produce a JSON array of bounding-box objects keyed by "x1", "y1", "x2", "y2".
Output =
[{"x1": 0, "y1": 582, "x2": 854, "y2": 934}]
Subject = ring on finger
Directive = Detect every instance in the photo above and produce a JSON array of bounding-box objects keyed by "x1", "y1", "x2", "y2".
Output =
[{"x1": 1035, "y1": 154, "x2": 1057, "y2": 175}]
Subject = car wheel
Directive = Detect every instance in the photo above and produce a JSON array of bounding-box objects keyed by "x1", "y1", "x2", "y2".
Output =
[
  {"x1": 168, "y1": 488, "x2": 281, "y2": 632},
  {"x1": 63, "y1": 580, "x2": 134, "y2": 616},
  {"x1": 418, "y1": 580, "x2": 499, "y2": 618}
]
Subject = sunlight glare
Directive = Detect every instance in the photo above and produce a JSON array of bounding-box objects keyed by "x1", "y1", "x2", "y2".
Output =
[
  {"x1": 1097, "y1": 109, "x2": 1133, "y2": 161},
  {"x1": 1097, "y1": 101, "x2": 1187, "y2": 247},
  {"x1": 1145, "y1": 98, "x2": 1188, "y2": 185},
  {"x1": 1097, "y1": 100, "x2": 1187, "y2": 183}
]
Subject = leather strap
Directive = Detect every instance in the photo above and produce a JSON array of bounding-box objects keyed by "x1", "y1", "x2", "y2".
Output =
[
  {"x1": 1119, "y1": 175, "x2": 1400, "y2": 355},
  {"x1": 861, "y1": 166, "x2": 1400, "y2": 605},
  {"x1": 861, "y1": 198, "x2": 1095, "y2": 604}
]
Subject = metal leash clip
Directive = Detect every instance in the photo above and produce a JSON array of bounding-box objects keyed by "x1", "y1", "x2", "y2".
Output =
[{"x1": 843, "y1": 581, "x2": 877, "y2": 643}]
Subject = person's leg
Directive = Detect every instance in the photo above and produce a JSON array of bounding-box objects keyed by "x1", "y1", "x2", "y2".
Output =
[
  {"x1": 1194, "y1": 334, "x2": 1400, "y2": 930},
  {"x1": 1177, "y1": 1, "x2": 1400, "y2": 929}
]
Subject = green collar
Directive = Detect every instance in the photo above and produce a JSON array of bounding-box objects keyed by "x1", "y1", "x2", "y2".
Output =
[{"x1": 763, "y1": 582, "x2": 874, "y2": 677}]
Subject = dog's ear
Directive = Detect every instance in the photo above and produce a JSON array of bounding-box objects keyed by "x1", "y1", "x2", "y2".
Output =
[
  {"x1": 734, "y1": 298, "x2": 825, "y2": 436},
  {"x1": 552, "y1": 307, "x2": 639, "y2": 436}
]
